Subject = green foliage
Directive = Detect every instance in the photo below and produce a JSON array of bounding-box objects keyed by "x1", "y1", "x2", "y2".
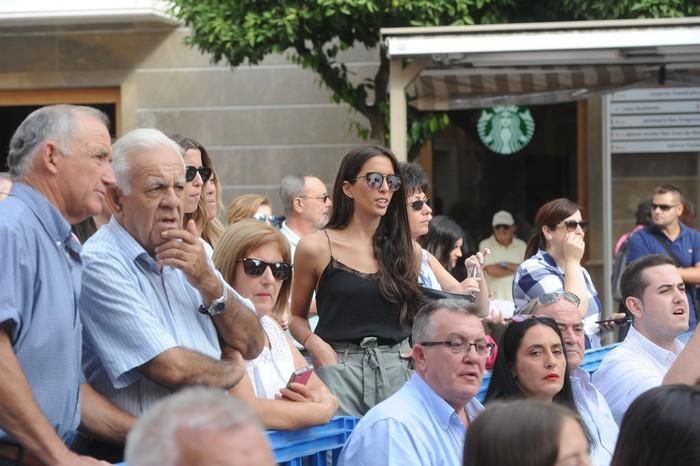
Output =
[{"x1": 169, "y1": 0, "x2": 700, "y2": 153}]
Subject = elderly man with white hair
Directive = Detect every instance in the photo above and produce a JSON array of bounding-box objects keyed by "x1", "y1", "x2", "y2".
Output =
[
  {"x1": 125, "y1": 387, "x2": 275, "y2": 466},
  {"x1": 79, "y1": 129, "x2": 265, "y2": 422}
]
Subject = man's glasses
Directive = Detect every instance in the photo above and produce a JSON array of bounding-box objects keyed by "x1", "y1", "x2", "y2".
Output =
[
  {"x1": 238, "y1": 258, "x2": 292, "y2": 281},
  {"x1": 557, "y1": 220, "x2": 588, "y2": 232},
  {"x1": 351, "y1": 172, "x2": 402, "y2": 192},
  {"x1": 185, "y1": 166, "x2": 212, "y2": 183},
  {"x1": 300, "y1": 194, "x2": 330, "y2": 203},
  {"x1": 409, "y1": 198, "x2": 431, "y2": 211},
  {"x1": 651, "y1": 203, "x2": 679, "y2": 212},
  {"x1": 494, "y1": 224, "x2": 511, "y2": 230},
  {"x1": 419, "y1": 339, "x2": 494, "y2": 357}
]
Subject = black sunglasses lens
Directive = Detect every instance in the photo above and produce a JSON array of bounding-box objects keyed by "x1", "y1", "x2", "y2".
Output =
[
  {"x1": 494, "y1": 224, "x2": 510, "y2": 230},
  {"x1": 242, "y1": 259, "x2": 266, "y2": 277},
  {"x1": 185, "y1": 166, "x2": 197, "y2": 182},
  {"x1": 271, "y1": 263, "x2": 292, "y2": 280},
  {"x1": 564, "y1": 221, "x2": 587, "y2": 232},
  {"x1": 411, "y1": 199, "x2": 430, "y2": 211},
  {"x1": 199, "y1": 167, "x2": 212, "y2": 182}
]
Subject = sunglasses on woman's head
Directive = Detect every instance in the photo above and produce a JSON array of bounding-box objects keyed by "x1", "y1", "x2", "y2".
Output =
[
  {"x1": 351, "y1": 172, "x2": 402, "y2": 192},
  {"x1": 185, "y1": 166, "x2": 212, "y2": 183},
  {"x1": 557, "y1": 220, "x2": 588, "y2": 232},
  {"x1": 238, "y1": 258, "x2": 292, "y2": 281},
  {"x1": 409, "y1": 198, "x2": 431, "y2": 211}
]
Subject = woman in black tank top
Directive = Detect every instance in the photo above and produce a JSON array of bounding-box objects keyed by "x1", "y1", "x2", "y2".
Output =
[{"x1": 289, "y1": 145, "x2": 421, "y2": 416}]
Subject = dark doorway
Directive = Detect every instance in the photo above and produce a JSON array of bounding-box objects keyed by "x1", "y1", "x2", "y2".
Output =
[
  {"x1": 0, "y1": 104, "x2": 117, "y2": 171},
  {"x1": 430, "y1": 102, "x2": 578, "y2": 254}
]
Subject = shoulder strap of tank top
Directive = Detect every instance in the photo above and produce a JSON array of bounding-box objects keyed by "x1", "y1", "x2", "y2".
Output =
[{"x1": 322, "y1": 229, "x2": 334, "y2": 258}]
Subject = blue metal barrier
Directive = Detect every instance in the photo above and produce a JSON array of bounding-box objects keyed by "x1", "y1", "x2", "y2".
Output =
[
  {"x1": 112, "y1": 344, "x2": 620, "y2": 466},
  {"x1": 268, "y1": 416, "x2": 358, "y2": 466}
]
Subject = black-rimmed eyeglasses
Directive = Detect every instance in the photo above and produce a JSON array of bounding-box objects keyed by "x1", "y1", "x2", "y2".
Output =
[
  {"x1": 238, "y1": 258, "x2": 292, "y2": 281},
  {"x1": 419, "y1": 339, "x2": 494, "y2": 357},
  {"x1": 185, "y1": 166, "x2": 212, "y2": 183},
  {"x1": 351, "y1": 172, "x2": 402, "y2": 192}
]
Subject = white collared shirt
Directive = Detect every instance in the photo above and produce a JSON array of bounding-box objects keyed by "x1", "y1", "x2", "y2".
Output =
[
  {"x1": 592, "y1": 326, "x2": 684, "y2": 424},
  {"x1": 571, "y1": 367, "x2": 618, "y2": 466},
  {"x1": 280, "y1": 221, "x2": 301, "y2": 262}
]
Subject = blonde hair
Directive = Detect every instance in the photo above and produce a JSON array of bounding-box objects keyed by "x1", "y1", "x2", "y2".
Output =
[
  {"x1": 213, "y1": 219, "x2": 292, "y2": 317},
  {"x1": 227, "y1": 194, "x2": 271, "y2": 225}
]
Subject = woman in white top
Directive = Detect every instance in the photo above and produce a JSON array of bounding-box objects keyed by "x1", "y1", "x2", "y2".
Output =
[{"x1": 213, "y1": 220, "x2": 338, "y2": 429}]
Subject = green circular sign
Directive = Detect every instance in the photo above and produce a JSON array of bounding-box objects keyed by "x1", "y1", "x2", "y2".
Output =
[{"x1": 477, "y1": 106, "x2": 535, "y2": 155}]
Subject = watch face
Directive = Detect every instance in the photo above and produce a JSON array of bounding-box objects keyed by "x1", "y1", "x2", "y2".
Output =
[{"x1": 210, "y1": 300, "x2": 226, "y2": 316}]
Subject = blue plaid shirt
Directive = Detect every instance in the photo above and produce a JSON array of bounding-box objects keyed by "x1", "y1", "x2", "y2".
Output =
[{"x1": 513, "y1": 249, "x2": 602, "y2": 347}]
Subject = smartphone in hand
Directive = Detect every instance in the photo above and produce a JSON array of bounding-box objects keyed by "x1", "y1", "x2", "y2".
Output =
[
  {"x1": 595, "y1": 317, "x2": 630, "y2": 325},
  {"x1": 287, "y1": 365, "x2": 314, "y2": 387}
]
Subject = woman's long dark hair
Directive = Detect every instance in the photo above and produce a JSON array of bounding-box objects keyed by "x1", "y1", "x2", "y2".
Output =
[
  {"x1": 485, "y1": 317, "x2": 577, "y2": 412},
  {"x1": 525, "y1": 198, "x2": 581, "y2": 259},
  {"x1": 419, "y1": 215, "x2": 465, "y2": 271},
  {"x1": 612, "y1": 385, "x2": 700, "y2": 466},
  {"x1": 326, "y1": 144, "x2": 420, "y2": 322}
]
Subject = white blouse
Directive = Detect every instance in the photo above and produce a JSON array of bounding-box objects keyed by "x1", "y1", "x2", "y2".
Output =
[{"x1": 245, "y1": 315, "x2": 297, "y2": 399}]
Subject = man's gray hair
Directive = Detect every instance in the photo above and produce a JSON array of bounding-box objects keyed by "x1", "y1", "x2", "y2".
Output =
[
  {"x1": 7, "y1": 105, "x2": 109, "y2": 177},
  {"x1": 125, "y1": 387, "x2": 264, "y2": 466},
  {"x1": 279, "y1": 174, "x2": 306, "y2": 214},
  {"x1": 412, "y1": 299, "x2": 481, "y2": 344},
  {"x1": 112, "y1": 128, "x2": 184, "y2": 194}
]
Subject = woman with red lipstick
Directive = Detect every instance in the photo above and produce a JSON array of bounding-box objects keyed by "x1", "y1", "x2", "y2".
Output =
[
  {"x1": 213, "y1": 220, "x2": 338, "y2": 429},
  {"x1": 290, "y1": 144, "x2": 421, "y2": 416},
  {"x1": 485, "y1": 316, "x2": 577, "y2": 411}
]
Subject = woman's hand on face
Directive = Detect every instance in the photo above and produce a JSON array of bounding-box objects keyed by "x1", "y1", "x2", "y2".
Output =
[{"x1": 562, "y1": 233, "x2": 585, "y2": 263}]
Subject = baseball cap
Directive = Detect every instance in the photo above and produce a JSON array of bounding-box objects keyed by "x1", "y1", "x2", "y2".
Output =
[{"x1": 492, "y1": 210, "x2": 514, "y2": 227}]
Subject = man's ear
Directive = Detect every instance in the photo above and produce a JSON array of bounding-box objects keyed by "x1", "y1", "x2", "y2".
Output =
[
  {"x1": 412, "y1": 345, "x2": 426, "y2": 370},
  {"x1": 624, "y1": 296, "x2": 643, "y2": 320},
  {"x1": 293, "y1": 196, "x2": 304, "y2": 214},
  {"x1": 41, "y1": 142, "x2": 61, "y2": 175},
  {"x1": 105, "y1": 186, "x2": 123, "y2": 216}
]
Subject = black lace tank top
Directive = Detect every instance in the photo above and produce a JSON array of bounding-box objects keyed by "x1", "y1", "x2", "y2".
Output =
[{"x1": 314, "y1": 230, "x2": 411, "y2": 345}]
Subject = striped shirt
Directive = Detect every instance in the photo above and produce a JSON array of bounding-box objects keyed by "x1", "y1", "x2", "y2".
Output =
[
  {"x1": 513, "y1": 249, "x2": 602, "y2": 347},
  {"x1": 80, "y1": 218, "x2": 253, "y2": 416}
]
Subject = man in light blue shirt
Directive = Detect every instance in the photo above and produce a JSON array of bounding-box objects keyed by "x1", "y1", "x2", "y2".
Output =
[
  {"x1": 520, "y1": 291, "x2": 618, "y2": 466},
  {"x1": 338, "y1": 300, "x2": 487, "y2": 466},
  {"x1": 80, "y1": 129, "x2": 265, "y2": 418},
  {"x1": 0, "y1": 105, "x2": 133, "y2": 466}
]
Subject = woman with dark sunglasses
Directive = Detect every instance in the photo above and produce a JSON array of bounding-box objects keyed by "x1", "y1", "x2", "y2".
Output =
[
  {"x1": 169, "y1": 135, "x2": 224, "y2": 257},
  {"x1": 400, "y1": 162, "x2": 489, "y2": 314},
  {"x1": 289, "y1": 145, "x2": 421, "y2": 416},
  {"x1": 513, "y1": 198, "x2": 620, "y2": 348},
  {"x1": 213, "y1": 219, "x2": 338, "y2": 429}
]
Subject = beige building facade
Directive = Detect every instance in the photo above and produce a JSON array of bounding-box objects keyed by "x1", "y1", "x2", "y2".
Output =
[{"x1": 0, "y1": 2, "x2": 375, "y2": 213}]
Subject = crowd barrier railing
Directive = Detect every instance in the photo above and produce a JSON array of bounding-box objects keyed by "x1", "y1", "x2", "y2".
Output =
[{"x1": 112, "y1": 343, "x2": 620, "y2": 466}]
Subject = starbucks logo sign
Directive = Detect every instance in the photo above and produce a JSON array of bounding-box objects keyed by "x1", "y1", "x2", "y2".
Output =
[{"x1": 477, "y1": 106, "x2": 535, "y2": 155}]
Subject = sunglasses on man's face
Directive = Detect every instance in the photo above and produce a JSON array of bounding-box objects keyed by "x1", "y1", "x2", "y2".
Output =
[
  {"x1": 185, "y1": 166, "x2": 212, "y2": 183},
  {"x1": 409, "y1": 198, "x2": 431, "y2": 211},
  {"x1": 558, "y1": 220, "x2": 588, "y2": 232},
  {"x1": 651, "y1": 203, "x2": 679, "y2": 212},
  {"x1": 238, "y1": 258, "x2": 292, "y2": 281},
  {"x1": 494, "y1": 224, "x2": 511, "y2": 231},
  {"x1": 352, "y1": 172, "x2": 402, "y2": 192}
]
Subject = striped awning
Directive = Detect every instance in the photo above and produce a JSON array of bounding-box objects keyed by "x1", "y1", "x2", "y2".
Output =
[{"x1": 411, "y1": 65, "x2": 700, "y2": 110}]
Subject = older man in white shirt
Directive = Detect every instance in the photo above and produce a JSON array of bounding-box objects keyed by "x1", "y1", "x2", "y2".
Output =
[
  {"x1": 520, "y1": 291, "x2": 617, "y2": 466},
  {"x1": 592, "y1": 254, "x2": 700, "y2": 424}
]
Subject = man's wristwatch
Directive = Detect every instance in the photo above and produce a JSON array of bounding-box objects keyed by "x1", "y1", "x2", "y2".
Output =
[{"x1": 199, "y1": 282, "x2": 228, "y2": 316}]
